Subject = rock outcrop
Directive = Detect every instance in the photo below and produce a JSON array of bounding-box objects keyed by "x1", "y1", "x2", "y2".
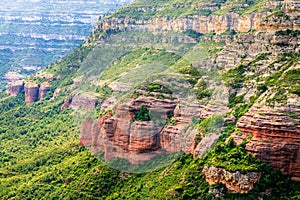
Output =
[
  {"x1": 216, "y1": 31, "x2": 300, "y2": 70},
  {"x1": 236, "y1": 100, "x2": 300, "y2": 181},
  {"x1": 9, "y1": 81, "x2": 52, "y2": 104},
  {"x1": 24, "y1": 83, "x2": 39, "y2": 104},
  {"x1": 69, "y1": 94, "x2": 98, "y2": 111},
  {"x1": 8, "y1": 81, "x2": 24, "y2": 97},
  {"x1": 92, "y1": 0, "x2": 300, "y2": 43},
  {"x1": 38, "y1": 83, "x2": 50, "y2": 99},
  {"x1": 79, "y1": 96, "x2": 201, "y2": 164},
  {"x1": 202, "y1": 166, "x2": 260, "y2": 193}
]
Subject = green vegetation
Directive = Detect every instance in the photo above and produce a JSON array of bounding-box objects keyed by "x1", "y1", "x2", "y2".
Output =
[
  {"x1": 222, "y1": 64, "x2": 246, "y2": 89},
  {"x1": 276, "y1": 29, "x2": 300, "y2": 37},
  {"x1": 196, "y1": 114, "x2": 224, "y2": 134},
  {"x1": 195, "y1": 80, "x2": 212, "y2": 100},
  {"x1": 107, "y1": 0, "x2": 270, "y2": 21},
  {"x1": 96, "y1": 84, "x2": 113, "y2": 98},
  {"x1": 134, "y1": 104, "x2": 151, "y2": 121},
  {"x1": 148, "y1": 82, "x2": 173, "y2": 94},
  {"x1": 99, "y1": 48, "x2": 181, "y2": 83}
]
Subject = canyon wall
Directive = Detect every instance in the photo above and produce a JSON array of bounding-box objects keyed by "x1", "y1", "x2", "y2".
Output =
[{"x1": 93, "y1": 1, "x2": 300, "y2": 41}]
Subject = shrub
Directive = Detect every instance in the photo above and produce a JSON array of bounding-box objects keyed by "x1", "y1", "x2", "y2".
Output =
[{"x1": 134, "y1": 104, "x2": 151, "y2": 121}]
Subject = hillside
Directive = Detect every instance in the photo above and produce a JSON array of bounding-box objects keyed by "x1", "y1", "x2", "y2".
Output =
[
  {"x1": 0, "y1": 0, "x2": 133, "y2": 88},
  {"x1": 1, "y1": 0, "x2": 300, "y2": 199}
]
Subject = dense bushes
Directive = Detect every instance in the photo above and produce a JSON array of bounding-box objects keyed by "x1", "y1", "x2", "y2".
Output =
[{"x1": 134, "y1": 104, "x2": 151, "y2": 121}]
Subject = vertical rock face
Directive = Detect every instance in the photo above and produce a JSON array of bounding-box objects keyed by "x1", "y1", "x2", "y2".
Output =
[
  {"x1": 9, "y1": 81, "x2": 52, "y2": 103},
  {"x1": 202, "y1": 166, "x2": 260, "y2": 193},
  {"x1": 38, "y1": 83, "x2": 50, "y2": 100},
  {"x1": 216, "y1": 31, "x2": 300, "y2": 70},
  {"x1": 236, "y1": 102, "x2": 300, "y2": 181},
  {"x1": 8, "y1": 81, "x2": 24, "y2": 97},
  {"x1": 79, "y1": 96, "x2": 202, "y2": 164},
  {"x1": 24, "y1": 83, "x2": 39, "y2": 104},
  {"x1": 69, "y1": 94, "x2": 98, "y2": 111}
]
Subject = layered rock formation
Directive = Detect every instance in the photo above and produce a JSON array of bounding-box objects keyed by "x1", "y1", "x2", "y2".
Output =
[
  {"x1": 8, "y1": 81, "x2": 24, "y2": 97},
  {"x1": 236, "y1": 99, "x2": 300, "y2": 181},
  {"x1": 79, "y1": 95, "x2": 202, "y2": 164},
  {"x1": 24, "y1": 83, "x2": 39, "y2": 104},
  {"x1": 9, "y1": 80, "x2": 51, "y2": 104},
  {"x1": 92, "y1": 0, "x2": 300, "y2": 42},
  {"x1": 202, "y1": 166, "x2": 260, "y2": 193},
  {"x1": 38, "y1": 83, "x2": 50, "y2": 99},
  {"x1": 69, "y1": 94, "x2": 98, "y2": 111},
  {"x1": 216, "y1": 31, "x2": 300, "y2": 70}
]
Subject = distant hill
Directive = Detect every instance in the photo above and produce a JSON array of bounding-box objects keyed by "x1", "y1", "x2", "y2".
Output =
[{"x1": 0, "y1": 0, "x2": 133, "y2": 87}]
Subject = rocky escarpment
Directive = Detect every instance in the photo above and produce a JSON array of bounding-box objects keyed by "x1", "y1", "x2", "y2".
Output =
[
  {"x1": 9, "y1": 81, "x2": 50, "y2": 104},
  {"x1": 235, "y1": 97, "x2": 300, "y2": 181},
  {"x1": 202, "y1": 166, "x2": 260, "y2": 193},
  {"x1": 282, "y1": 0, "x2": 300, "y2": 15},
  {"x1": 216, "y1": 30, "x2": 300, "y2": 70},
  {"x1": 38, "y1": 83, "x2": 50, "y2": 100},
  {"x1": 24, "y1": 83, "x2": 40, "y2": 104},
  {"x1": 8, "y1": 81, "x2": 24, "y2": 97},
  {"x1": 92, "y1": 0, "x2": 300, "y2": 43},
  {"x1": 79, "y1": 95, "x2": 203, "y2": 164}
]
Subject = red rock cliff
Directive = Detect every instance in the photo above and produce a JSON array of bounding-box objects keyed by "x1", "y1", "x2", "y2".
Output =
[
  {"x1": 8, "y1": 81, "x2": 24, "y2": 97},
  {"x1": 38, "y1": 83, "x2": 50, "y2": 100},
  {"x1": 79, "y1": 96, "x2": 200, "y2": 164},
  {"x1": 236, "y1": 102, "x2": 300, "y2": 181}
]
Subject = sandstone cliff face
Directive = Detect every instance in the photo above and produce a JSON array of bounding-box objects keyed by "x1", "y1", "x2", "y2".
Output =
[
  {"x1": 38, "y1": 83, "x2": 50, "y2": 99},
  {"x1": 9, "y1": 81, "x2": 51, "y2": 104},
  {"x1": 8, "y1": 81, "x2": 24, "y2": 97},
  {"x1": 93, "y1": 0, "x2": 300, "y2": 42},
  {"x1": 236, "y1": 98, "x2": 300, "y2": 181},
  {"x1": 216, "y1": 31, "x2": 300, "y2": 70},
  {"x1": 69, "y1": 94, "x2": 98, "y2": 111},
  {"x1": 202, "y1": 166, "x2": 260, "y2": 193},
  {"x1": 79, "y1": 95, "x2": 202, "y2": 164},
  {"x1": 282, "y1": 0, "x2": 300, "y2": 15},
  {"x1": 24, "y1": 83, "x2": 39, "y2": 104},
  {"x1": 94, "y1": 12, "x2": 270, "y2": 37}
]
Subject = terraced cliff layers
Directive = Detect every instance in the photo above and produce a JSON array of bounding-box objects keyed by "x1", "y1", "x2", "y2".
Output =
[
  {"x1": 79, "y1": 95, "x2": 199, "y2": 165},
  {"x1": 91, "y1": 0, "x2": 300, "y2": 44},
  {"x1": 76, "y1": 0, "x2": 300, "y2": 181},
  {"x1": 9, "y1": 81, "x2": 50, "y2": 104},
  {"x1": 236, "y1": 99, "x2": 300, "y2": 181}
]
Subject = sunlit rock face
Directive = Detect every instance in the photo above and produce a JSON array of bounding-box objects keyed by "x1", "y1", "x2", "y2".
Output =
[
  {"x1": 202, "y1": 166, "x2": 260, "y2": 193},
  {"x1": 236, "y1": 99, "x2": 300, "y2": 181}
]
